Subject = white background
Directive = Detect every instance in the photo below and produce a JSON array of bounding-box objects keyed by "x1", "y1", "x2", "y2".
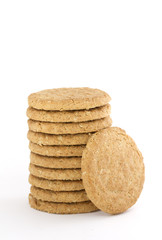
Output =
[{"x1": 0, "y1": 1, "x2": 162, "y2": 239}]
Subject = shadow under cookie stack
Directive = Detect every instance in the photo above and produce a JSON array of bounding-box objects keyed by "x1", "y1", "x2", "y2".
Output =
[{"x1": 27, "y1": 88, "x2": 112, "y2": 214}]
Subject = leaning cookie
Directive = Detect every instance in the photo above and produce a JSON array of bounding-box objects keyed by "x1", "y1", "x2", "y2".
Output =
[{"x1": 81, "y1": 127, "x2": 145, "y2": 214}]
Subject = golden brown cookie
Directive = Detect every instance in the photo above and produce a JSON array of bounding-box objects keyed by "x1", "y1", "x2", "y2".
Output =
[
  {"x1": 30, "y1": 186, "x2": 89, "y2": 202},
  {"x1": 29, "y1": 163, "x2": 82, "y2": 180},
  {"x1": 29, "y1": 194, "x2": 98, "y2": 214},
  {"x1": 27, "y1": 104, "x2": 111, "y2": 122},
  {"x1": 28, "y1": 117, "x2": 112, "y2": 135},
  {"x1": 29, "y1": 174, "x2": 84, "y2": 191},
  {"x1": 27, "y1": 131, "x2": 92, "y2": 146},
  {"x1": 30, "y1": 152, "x2": 81, "y2": 169},
  {"x1": 28, "y1": 88, "x2": 111, "y2": 111},
  {"x1": 82, "y1": 127, "x2": 145, "y2": 215},
  {"x1": 29, "y1": 142, "x2": 85, "y2": 157}
]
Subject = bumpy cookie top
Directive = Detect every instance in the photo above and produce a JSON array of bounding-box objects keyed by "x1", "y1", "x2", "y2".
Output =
[
  {"x1": 28, "y1": 88, "x2": 111, "y2": 110},
  {"x1": 81, "y1": 127, "x2": 145, "y2": 214}
]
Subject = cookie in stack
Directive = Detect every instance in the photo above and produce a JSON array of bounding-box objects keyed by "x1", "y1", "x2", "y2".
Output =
[{"x1": 27, "y1": 87, "x2": 112, "y2": 214}]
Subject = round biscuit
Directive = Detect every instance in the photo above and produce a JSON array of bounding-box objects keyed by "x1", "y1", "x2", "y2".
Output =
[
  {"x1": 30, "y1": 186, "x2": 89, "y2": 202},
  {"x1": 29, "y1": 142, "x2": 85, "y2": 157},
  {"x1": 27, "y1": 131, "x2": 91, "y2": 146},
  {"x1": 27, "y1": 104, "x2": 111, "y2": 122},
  {"x1": 29, "y1": 194, "x2": 98, "y2": 214},
  {"x1": 28, "y1": 87, "x2": 111, "y2": 111},
  {"x1": 29, "y1": 174, "x2": 84, "y2": 191},
  {"x1": 30, "y1": 152, "x2": 81, "y2": 169},
  {"x1": 81, "y1": 127, "x2": 145, "y2": 214},
  {"x1": 28, "y1": 117, "x2": 112, "y2": 135},
  {"x1": 29, "y1": 163, "x2": 82, "y2": 180}
]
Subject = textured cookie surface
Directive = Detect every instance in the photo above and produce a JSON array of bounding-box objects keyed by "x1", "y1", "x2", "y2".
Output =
[
  {"x1": 30, "y1": 186, "x2": 89, "y2": 202},
  {"x1": 82, "y1": 127, "x2": 145, "y2": 214},
  {"x1": 29, "y1": 163, "x2": 81, "y2": 180},
  {"x1": 28, "y1": 131, "x2": 91, "y2": 146},
  {"x1": 27, "y1": 104, "x2": 111, "y2": 122},
  {"x1": 29, "y1": 174, "x2": 84, "y2": 191},
  {"x1": 29, "y1": 194, "x2": 98, "y2": 214},
  {"x1": 30, "y1": 152, "x2": 81, "y2": 169},
  {"x1": 28, "y1": 88, "x2": 111, "y2": 111},
  {"x1": 29, "y1": 142, "x2": 85, "y2": 157},
  {"x1": 28, "y1": 117, "x2": 112, "y2": 135}
]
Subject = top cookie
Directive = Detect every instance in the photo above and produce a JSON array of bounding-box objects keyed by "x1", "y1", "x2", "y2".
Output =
[
  {"x1": 81, "y1": 127, "x2": 145, "y2": 215},
  {"x1": 28, "y1": 88, "x2": 111, "y2": 110}
]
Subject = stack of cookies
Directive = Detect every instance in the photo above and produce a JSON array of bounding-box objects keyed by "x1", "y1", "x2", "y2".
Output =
[{"x1": 27, "y1": 88, "x2": 112, "y2": 214}]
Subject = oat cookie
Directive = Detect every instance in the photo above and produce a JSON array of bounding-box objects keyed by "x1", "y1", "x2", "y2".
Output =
[
  {"x1": 30, "y1": 186, "x2": 89, "y2": 203},
  {"x1": 27, "y1": 104, "x2": 111, "y2": 122},
  {"x1": 28, "y1": 131, "x2": 91, "y2": 146},
  {"x1": 29, "y1": 163, "x2": 82, "y2": 180},
  {"x1": 82, "y1": 127, "x2": 145, "y2": 214},
  {"x1": 29, "y1": 142, "x2": 85, "y2": 157},
  {"x1": 28, "y1": 117, "x2": 112, "y2": 135},
  {"x1": 29, "y1": 174, "x2": 84, "y2": 191},
  {"x1": 30, "y1": 152, "x2": 81, "y2": 169},
  {"x1": 29, "y1": 194, "x2": 98, "y2": 214},
  {"x1": 28, "y1": 88, "x2": 111, "y2": 111}
]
